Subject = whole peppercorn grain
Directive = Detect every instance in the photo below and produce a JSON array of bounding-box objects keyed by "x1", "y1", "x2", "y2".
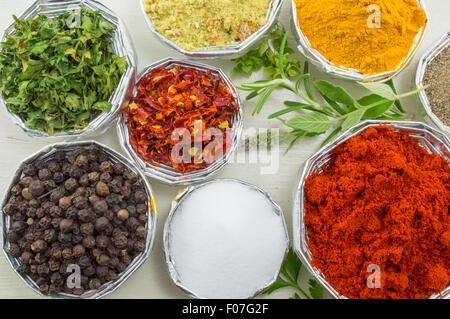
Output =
[{"x1": 2, "y1": 147, "x2": 149, "y2": 295}]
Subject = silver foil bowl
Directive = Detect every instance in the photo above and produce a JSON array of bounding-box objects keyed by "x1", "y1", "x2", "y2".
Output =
[
  {"x1": 0, "y1": 141, "x2": 158, "y2": 299},
  {"x1": 292, "y1": 120, "x2": 450, "y2": 299},
  {"x1": 117, "y1": 58, "x2": 243, "y2": 185},
  {"x1": 415, "y1": 32, "x2": 450, "y2": 135},
  {"x1": 0, "y1": 0, "x2": 137, "y2": 140},
  {"x1": 140, "y1": 0, "x2": 284, "y2": 59},
  {"x1": 290, "y1": 0, "x2": 428, "y2": 82},
  {"x1": 163, "y1": 179, "x2": 290, "y2": 299}
]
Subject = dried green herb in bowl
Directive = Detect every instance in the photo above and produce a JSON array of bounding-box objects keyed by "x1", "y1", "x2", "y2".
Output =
[{"x1": 0, "y1": 8, "x2": 127, "y2": 136}]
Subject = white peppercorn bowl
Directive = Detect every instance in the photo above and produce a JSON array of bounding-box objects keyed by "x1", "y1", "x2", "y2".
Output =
[
  {"x1": 0, "y1": 140, "x2": 158, "y2": 299},
  {"x1": 290, "y1": 0, "x2": 429, "y2": 82},
  {"x1": 0, "y1": 0, "x2": 137, "y2": 140},
  {"x1": 139, "y1": 0, "x2": 284, "y2": 60},
  {"x1": 292, "y1": 120, "x2": 450, "y2": 299},
  {"x1": 163, "y1": 179, "x2": 290, "y2": 299},
  {"x1": 415, "y1": 32, "x2": 450, "y2": 135},
  {"x1": 117, "y1": 58, "x2": 243, "y2": 186}
]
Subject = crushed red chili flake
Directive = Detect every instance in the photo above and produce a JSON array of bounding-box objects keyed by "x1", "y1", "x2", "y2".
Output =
[{"x1": 125, "y1": 65, "x2": 240, "y2": 173}]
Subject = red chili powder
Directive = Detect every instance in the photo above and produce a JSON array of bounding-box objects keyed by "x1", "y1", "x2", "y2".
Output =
[{"x1": 304, "y1": 126, "x2": 450, "y2": 299}]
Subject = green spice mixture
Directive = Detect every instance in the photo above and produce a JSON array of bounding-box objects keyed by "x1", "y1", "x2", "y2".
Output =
[
  {"x1": 144, "y1": 0, "x2": 270, "y2": 50},
  {"x1": 423, "y1": 45, "x2": 450, "y2": 127},
  {"x1": 0, "y1": 9, "x2": 127, "y2": 135}
]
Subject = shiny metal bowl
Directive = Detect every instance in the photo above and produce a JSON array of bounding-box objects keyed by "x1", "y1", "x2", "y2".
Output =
[
  {"x1": 163, "y1": 179, "x2": 290, "y2": 299},
  {"x1": 0, "y1": 140, "x2": 158, "y2": 299},
  {"x1": 139, "y1": 0, "x2": 284, "y2": 59},
  {"x1": 292, "y1": 120, "x2": 450, "y2": 299},
  {"x1": 117, "y1": 58, "x2": 243, "y2": 185},
  {"x1": 415, "y1": 32, "x2": 450, "y2": 135},
  {"x1": 290, "y1": 0, "x2": 428, "y2": 82},
  {"x1": 0, "y1": 0, "x2": 137, "y2": 140}
]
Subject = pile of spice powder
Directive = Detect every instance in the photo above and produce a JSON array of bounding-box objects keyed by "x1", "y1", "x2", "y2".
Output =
[
  {"x1": 423, "y1": 45, "x2": 450, "y2": 127},
  {"x1": 303, "y1": 126, "x2": 450, "y2": 299},
  {"x1": 143, "y1": 0, "x2": 270, "y2": 51},
  {"x1": 294, "y1": 0, "x2": 427, "y2": 75},
  {"x1": 125, "y1": 65, "x2": 239, "y2": 174}
]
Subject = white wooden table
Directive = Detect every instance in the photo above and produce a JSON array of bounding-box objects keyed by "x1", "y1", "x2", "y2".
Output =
[{"x1": 0, "y1": 0, "x2": 448, "y2": 299}]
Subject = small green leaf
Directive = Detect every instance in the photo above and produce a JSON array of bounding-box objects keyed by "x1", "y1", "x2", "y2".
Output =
[
  {"x1": 359, "y1": 94, "x2": 394, "y2": 119},
  {"x1": 321, "y1": 126, "x2": 342, "y2": 147},
  {"x1": 263, "y1": 277, "x2": 292, "y2": 295},
  {"x1": 268, "y1": 104, "x2": 314, "y2": 119},
  {"x1": 314, "y1": 80, "x2": 359, "y2": 109},
  {"x1": 359, "y1": 82, "x2": 396, "y2": 101},
  {"x1": 93, "y1": 101, "x2": 112, "y2": 113},
  {"x1": 341, "y1": 109, "x2": 365, "y2": 130},
  {"x1": 308, "y1": 279, "x2": 324, "y2": 299},
  {"x1": 286, "y1": 112, "x2": 331, "y2": 133},
  {"x1": 283, "y1": 248, "x2": 302, "y2": 282}
]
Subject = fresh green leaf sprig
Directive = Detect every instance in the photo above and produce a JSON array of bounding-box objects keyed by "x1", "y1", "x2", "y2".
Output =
[
  {"x1": 263, "y1": 248, "x2": 324, "y2": 299},
  {"x1": 236, "y1": 27, "x2": 426, "y2": 150},
  {"x1": 232, "y1": 23, "x2": 301, "y2": 79}
]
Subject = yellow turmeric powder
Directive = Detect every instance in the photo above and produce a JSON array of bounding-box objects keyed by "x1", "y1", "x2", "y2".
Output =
[{"x1": 294, "y1": 0, "x2": 427, "y2": 75}]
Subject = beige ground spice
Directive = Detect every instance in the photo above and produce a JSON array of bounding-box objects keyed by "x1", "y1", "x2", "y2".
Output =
[
  {"x1": 423, "y1": 46, "x2": 450, "y2": 127},
  {"x1": 143, "y1": 0, "x2": 270, "y2": 51}
]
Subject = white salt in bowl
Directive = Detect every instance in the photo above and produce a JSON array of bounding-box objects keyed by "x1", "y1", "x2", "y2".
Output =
[{"x1": 163, "y1": 179, "x2": 289, "y2": 299}]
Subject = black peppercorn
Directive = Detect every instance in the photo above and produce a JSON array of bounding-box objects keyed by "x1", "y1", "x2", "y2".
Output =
[
  {"x1": 112, "y1": 163, "x2": 125, "y2": 175},
  {"x1": 99, "y1": 161, "x2": 113, "y2": 174},
  {"x1": 83, "y1": 265, "x2": 96, "y2": 277},
  {"x1": 89, "y1": 278, "x2": 101, "y2": 290},
  {"x1": 43, "y1": 229, "x2": 57, "y2": 243},
  {"x1": 11, "y1": 185, "x2": 22, "y2": 196},
  {"x1": 37, "y1": 264, "x2": 50, "y2": 276},
  {"x1": 72, "y1": 196, "x2": 88, "y2": 209},
  {"x1": 82, "y1": 235, "x2": 95, "y2": 249},
  {"x1": 77, "y1": 256, "x2": 91, "y2": 269},
  {"x1": 80, "y1": 223, "x2": 94, "y2": 237},
  {"x1": 47, "y1": 161, "x2": 61, "y2": 173},
  {"x1": 96, "y1": 254, "x2": 110, "y2": 266},
  {"x1": 136, "y1": 204, "x2": 146, "y2": 215},
  {"x1": 94, "y1": 216, "x2": 110, "y2": 231},
  {"x1": 59, "y1": 219, "x2": 73, "y2": 233},
  {"x1": 57, "y1": 232, "x2": 72, "y2": 244},
  {"x1": 93, "y1": 200, "x2": 108, "y2": 214},
  {"x1": 50, "y1": 187, "x2": 66, "y2": 203},
  {"x1": 43, "y1": 180, "x2": 57, "y2": 192},
  {"x1": 96, "y1": 235, "x2": 110, "y2": 249},
  {"x1": 38, "y1": 168, "x2": 52, "y2": 181},
  {"x1": 95, "y1": 182, "x2": 110, "y2": 197},
  {"x1": 49, "y1": 205, "x2": 62, "y2": 217},
  {"x1": 96, "y1": 265, "x2": 108, "y2": 278},
  {"x1": 65, "y1": 206, "x2": 79, "y2": 220},
  {"x1": 75, "y1": 154, "x2": 88, "y2": 167},
  {"x1": 23, "y1": 164, "x2": 37, "y2": 176},
  {"x1": 49, "y1": 259, "x2": 60, "y2": 272},
  {"x1": 62, "y1": 248, "x2": 72, "y2": 259},
  {"x1": 64, "y1": 178, "x2": 78, "y2": 192},
  {"x1": 53, "y1": 172, "x2": 65, "y2": 184},
  {"x1": 31, "y1": 239, "x2": 47, "y2": 253},
  {"x1": 134, "y1": 190, "x2": 147, "y2": 204},
  {"x1": 112, "y1": 234, "x2": 127, "y2": 249},
  {"x1": 8, "y1": 243, "x2": 21, "y2": 257},
  {"x1": 11, "y1": 220, "x2": 26, "y2": 233},
  {"x1": 79, "y1": 174, "x2": 89, "y2": 186}
]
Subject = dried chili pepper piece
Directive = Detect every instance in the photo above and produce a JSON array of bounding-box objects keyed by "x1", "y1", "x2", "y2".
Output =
[{"x1": 125, "y1": 65, "x2": 239, "y2": 173}]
